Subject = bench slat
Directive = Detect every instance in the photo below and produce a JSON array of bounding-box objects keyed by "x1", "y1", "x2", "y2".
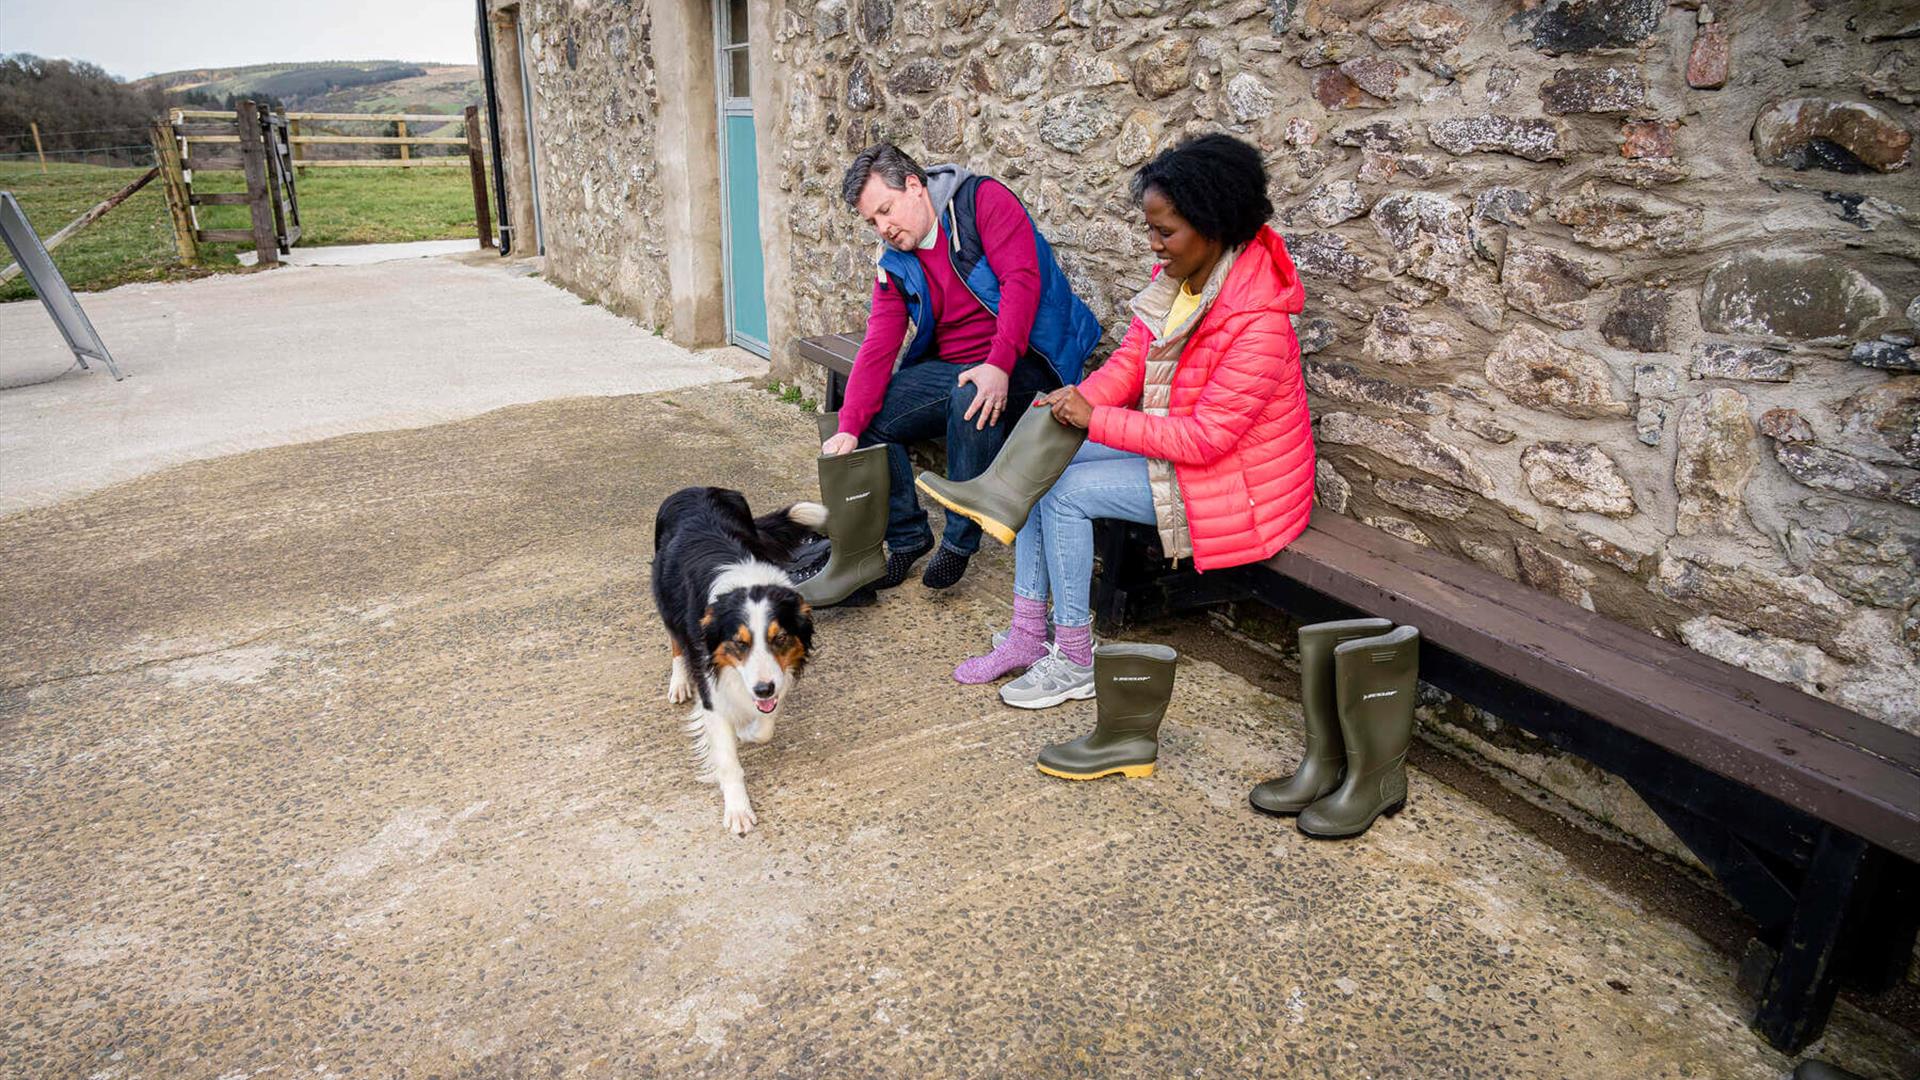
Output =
[
  {"x1": 1269, "y1": 514, "x2": 1920, "y2": 861},
  {"x1": 796, "y1": 333, "x2": 859, "y2": 377}
]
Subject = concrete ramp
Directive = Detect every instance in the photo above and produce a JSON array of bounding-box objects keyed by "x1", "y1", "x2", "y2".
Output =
[{"x1": 0, "y1": 256, "x2": 757, "y2": 515}]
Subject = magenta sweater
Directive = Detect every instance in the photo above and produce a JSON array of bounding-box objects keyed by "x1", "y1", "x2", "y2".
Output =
[{"x1": 837, "y1": 179, "x2": 1042, "y2": 438}]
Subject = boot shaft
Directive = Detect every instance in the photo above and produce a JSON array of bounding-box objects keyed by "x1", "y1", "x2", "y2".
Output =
[
  {"x1": 996, "y1": 405, "x2": 1088, "y2": 488},
  {"x1": 816, "y1": 445, "x2": 888, "y2": 538},
  {"x1": 1333, "y1": 625, "x2": 1420, "y2": 771},
  {"x1": 1297, "y1": 618, "x2": 1394, "y2": 732},
  {"x1": 1094, "y1": 642, "x2": 1178, "y2": 736}
]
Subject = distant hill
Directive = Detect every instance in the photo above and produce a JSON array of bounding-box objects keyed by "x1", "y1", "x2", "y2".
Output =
[{"x1": 135, "y1": 61, "x2": 482, "y2": 117}]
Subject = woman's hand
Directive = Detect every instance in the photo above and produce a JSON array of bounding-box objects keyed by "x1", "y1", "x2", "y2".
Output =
[
  {"x1": 1046, "y1": 387, "x2": 1094, "y2": 429},
  {"x1": 821, "y1": 432, "x2": 859, "y2": 456}
]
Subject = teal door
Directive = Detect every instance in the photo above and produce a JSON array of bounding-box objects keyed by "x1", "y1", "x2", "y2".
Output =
[{"x1": 717, "y1": 0, "x2": 768, "y2": 355}]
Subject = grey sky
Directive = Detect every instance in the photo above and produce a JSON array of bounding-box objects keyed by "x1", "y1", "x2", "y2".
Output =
[{"x1": 3, "y1": 0, "x2": 480, "y2": 80}]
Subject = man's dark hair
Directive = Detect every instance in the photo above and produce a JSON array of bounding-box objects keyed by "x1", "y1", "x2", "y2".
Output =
[
  {"x1": 1129, "y1": 134, "x2": 1273, "y2": 247},
  {"x1": 842, "y1": 142, "x2": 929, "y2": 209}
]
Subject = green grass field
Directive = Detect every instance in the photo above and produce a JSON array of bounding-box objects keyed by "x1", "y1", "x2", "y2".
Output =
[{"x1": 1, "y1": 161, "x2": 482, "y2": 303}]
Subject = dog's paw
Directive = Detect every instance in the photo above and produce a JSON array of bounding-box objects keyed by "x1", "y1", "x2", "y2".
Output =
[
  {"x1": 668, "y1": 657, "x2": 693, "y2": 704},
  {"x1": 723, "y1": 799, "x2": 758, "y2": 836}
]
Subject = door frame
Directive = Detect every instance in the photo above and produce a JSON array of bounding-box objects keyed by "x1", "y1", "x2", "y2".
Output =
[{"x1": 712, "y1": 0, "x2": 767, "y2": 356}]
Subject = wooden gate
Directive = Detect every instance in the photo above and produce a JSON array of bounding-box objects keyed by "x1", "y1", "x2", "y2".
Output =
[{"x1": 156, "y1": 100, "x2": 302, "y2": 267}]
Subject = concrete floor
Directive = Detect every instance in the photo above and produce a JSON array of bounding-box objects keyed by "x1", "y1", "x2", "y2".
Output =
[
  {"x1": 3, "y1": 375, "x2": 1915, "y2": 1078},
  {"x1": 0, "y1": 252, "x2": 759, "y2": 514}
]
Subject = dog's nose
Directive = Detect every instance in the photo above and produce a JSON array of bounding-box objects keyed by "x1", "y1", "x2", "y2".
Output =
[{"x1": 753, "y1": 681, "x2": 777, "y2": 700}]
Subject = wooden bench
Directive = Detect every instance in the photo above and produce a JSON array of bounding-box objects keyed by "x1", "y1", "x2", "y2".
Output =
[{"x1": 798, "y1": 330, "x2": 1920, "y2": 1052}]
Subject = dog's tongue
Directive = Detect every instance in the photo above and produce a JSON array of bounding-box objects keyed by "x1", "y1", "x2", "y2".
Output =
[{"x1": 755, "y1": 698, "x2": 778, "y2": 714}]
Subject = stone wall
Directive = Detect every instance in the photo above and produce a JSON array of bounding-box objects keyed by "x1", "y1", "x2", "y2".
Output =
[
  {"x1": 509, "y1": 0, "x2": 1920, "y2": 740},
  {"x1": 513, "y1": 0, "x2": 675, "y2": 329}
]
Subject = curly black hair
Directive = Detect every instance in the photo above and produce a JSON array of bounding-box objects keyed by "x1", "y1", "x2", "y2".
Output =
[{"x1": 1129, "y1": 134, "x2": 1273, "y2": 247}]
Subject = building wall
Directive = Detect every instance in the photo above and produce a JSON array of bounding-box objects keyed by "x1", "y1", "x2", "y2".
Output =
[{"x1": 499, "y1": 1, "x2": 1919, "y2": 775}]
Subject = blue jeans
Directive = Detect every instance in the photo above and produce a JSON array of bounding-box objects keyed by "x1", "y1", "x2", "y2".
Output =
[
  {"x1": 1013, "y1": 442, "x2": 1158, "y2": 628},
  {"x1": 859, "y1": 357, "x2": 1056, "y2": 557}
]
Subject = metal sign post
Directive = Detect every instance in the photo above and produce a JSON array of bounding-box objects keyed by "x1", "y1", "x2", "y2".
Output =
[{"x1": 0, "y1": 191, "x2": 124, "y2": 381}]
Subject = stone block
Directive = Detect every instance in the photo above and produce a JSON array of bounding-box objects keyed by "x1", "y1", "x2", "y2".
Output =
[
  {"x1": 1287, "y1": 180, "x2": 1372, "y2": 228},
  {"x1": 1516, "y1": 540, "x2": 1597, "y2": 609},
  {"x1": 1376, "y1": 476, "x2": 1473, "y2": 519},
  {"x1": 1428, "y1": 116, "x2": 1567, "y2": 162},
  {"x1": 1601, "y1": 287, "x2": 1669, "y2": 352},
  {"x1": 1520, "y1": 442, "x2": 1636, "y2": 517},
  {"x1": 1370, "y1": 192, "x2": 1471, "y2": 286},
  {"x1": 1316, "y1": 412, "x2": 1494, "y2": 494},
  {"x1": 1753, "y1": 98, "x2": 1913, "y2": 173},
  {"x1": 1620, "y1": 119, "x2": 1678, "y2": 160},
  {"x1": 1539, "y1": 67, "x2": 1647, "y2": 114},
  {"x1": 1307, "y1": 360, "x2": 1442, "y2": 413},
  {"x1": 1339, "y1": 56, "x2": 1408, "y2": 99},
  {"x1": 1133, "y1": 39, "x2": 1194, "y2": 100},
  {"x1": 1549, "y1": 186, "x2": 1702, "y2": 252},
  {"x1": 1698, "y1": 252, "x2": 1889, "y2": 339},
  {"x1": 1486, "y1": 325, "x2": 1631, "y2": 418},
  {"x1": 1313, "y1": 68, "x2": 1386, "y2": 109},
  {"x1": 1673, "y1": 388, "x2": 1758, "y2": 535},
  {"x1": 1691, "y1": 342, "x2": 1798, "y2": 382},
  {"x1": 1521, "y1": 0, "x2": 1662, "y2": 56},
  {"x1": 1686, "y1": 23, "x2": 1730, "y2": 89},
  {"x1": 1226, "y1": 73, "x2": 1278, "y2": 122},
  {"x1": 1501, "y1": 241, "x2": 1597, "y2": 331}
]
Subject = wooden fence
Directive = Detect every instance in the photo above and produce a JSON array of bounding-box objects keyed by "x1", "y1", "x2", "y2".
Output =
[
  {"x1": 168, "y1": 108, "x2": 486, "y2": 169},
  {"x1": 154, "y1": 102, "x2": 495, "y2": 266}
]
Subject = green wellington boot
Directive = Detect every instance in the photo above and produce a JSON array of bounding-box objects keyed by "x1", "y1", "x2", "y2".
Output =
[
  {"x1": 915, "y1": 404, "x2": 1087, "y2": 546},
  {"x1": 795, "y1": 445, "x2": 889, "y2": 608},
  {"x1": 1036, "y1": 643, "x2": 1177, "y2": 780},
  {"x1": 1249, "y1": 618, "x2": 1395, "y2": 816},
  {"x1": 1297, "y1": 625, "x2": 1421, "y2": 839}
]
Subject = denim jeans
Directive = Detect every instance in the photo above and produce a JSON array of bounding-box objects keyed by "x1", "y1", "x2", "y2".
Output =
[
  {"x1": 1013, "y1": 442, "x2": 1158, "y2": 628},
  {"x1": 859, "y1": 356, "x2": 1056, "y2": 557}
]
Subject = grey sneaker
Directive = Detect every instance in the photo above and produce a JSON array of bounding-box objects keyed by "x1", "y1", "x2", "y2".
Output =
[{"x1": 999, "y1": 645, "x2": 1096, "y2": 710}]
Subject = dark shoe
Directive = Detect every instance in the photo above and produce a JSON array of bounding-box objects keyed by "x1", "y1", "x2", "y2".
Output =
[
  {"x1": 1298, "y1": 626, "x2": 1420, "y2": 839},
  {"x1": 921, "y1": 548, "x2": 970, "y2": 590},
  {"x1": 915, "y1": 405, "x2": 1087, "y2": 545},
  {"x1": 1250, "y1": 618, "x2": 1394, "y2": 816},
  {"x1": 1036, "y1": 643, "x2": 1177, "y2": 780},
  {"x1": 795, "y1": 446, "x2": 889, "y2": 608}
]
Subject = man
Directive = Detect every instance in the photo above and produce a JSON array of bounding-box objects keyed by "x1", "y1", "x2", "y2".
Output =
[{"x1": 813, "y1": 143, "x2": 1102, "y2": 592}]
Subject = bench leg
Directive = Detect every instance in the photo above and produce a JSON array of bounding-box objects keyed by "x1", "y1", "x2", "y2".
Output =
[{"x1": 1750, "y1": 826, "x2": 1885, "y2": 1053}]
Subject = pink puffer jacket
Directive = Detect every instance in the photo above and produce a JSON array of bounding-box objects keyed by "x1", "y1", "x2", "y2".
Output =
[{"x1": 1077, "y1": 226, "x2": 1314, "y2": 572}]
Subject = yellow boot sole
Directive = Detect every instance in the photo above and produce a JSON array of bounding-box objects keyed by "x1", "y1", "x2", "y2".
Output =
[
  {"x1": 914, "y1": 476, "x2": 1017, "y2": 546},
  {"x1": 1036, "y1": 761, "x2": 1155, "y2": 781}
]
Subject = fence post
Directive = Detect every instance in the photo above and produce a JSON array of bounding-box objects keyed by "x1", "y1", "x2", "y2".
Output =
[
  {"x1": 30, "y1": 121, "x2": 47, "y2": 173},
  {"x1": 235, "y1": 100, "x2": 279, "y2": 267},
  {"x1": 397, "y1": 119, "x2": 410, "y2": 164},
  {"x1": 464, "y1": 106, "x2": 495, "y2": 250},
  {"x1": 289, "y1": 117, "x2": 304, "y2": 167},
  {"x1": 150, "y1": 120, "x2": 199, "y2": 265}
]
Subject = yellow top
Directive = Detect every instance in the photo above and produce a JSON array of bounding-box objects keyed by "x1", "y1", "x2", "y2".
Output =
[{"x1": 1165, "y1": 280, "x2": 1204, "y2": 334}]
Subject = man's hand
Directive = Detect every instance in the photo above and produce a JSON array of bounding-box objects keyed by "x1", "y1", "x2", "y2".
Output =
[
  {"x1": 1043, "y1": 386, "x2": 1094, "y2": 429},
  {"x1": 821, "y1": 433, "x2": 859, "y2": 456},
  {"x1": 957, "y1": 364, "x2": 1011, "y2": 431}
]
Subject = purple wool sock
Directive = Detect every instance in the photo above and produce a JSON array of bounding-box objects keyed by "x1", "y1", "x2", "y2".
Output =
[
  {"x1": 1055, "y1": 623, "x2": 1094, "y2": 667},
  {"x1": 954, "y1": 596, "x2": 1050, "y2": 684}
]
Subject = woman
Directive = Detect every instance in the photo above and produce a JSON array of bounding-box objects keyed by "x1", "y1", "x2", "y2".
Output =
[{"x1": 953, "y1": 133, "x2": 1315, "y2": 707}]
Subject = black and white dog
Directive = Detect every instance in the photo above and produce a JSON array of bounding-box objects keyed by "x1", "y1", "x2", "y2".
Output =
[{"x1": 651, "y1": 487, "x2": 823, "y2": 835}]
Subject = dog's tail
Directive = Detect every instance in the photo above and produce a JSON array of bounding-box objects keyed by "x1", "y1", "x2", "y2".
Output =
[{"x1": 753, "y1": 501, "x2": 827, "y2": 560}]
